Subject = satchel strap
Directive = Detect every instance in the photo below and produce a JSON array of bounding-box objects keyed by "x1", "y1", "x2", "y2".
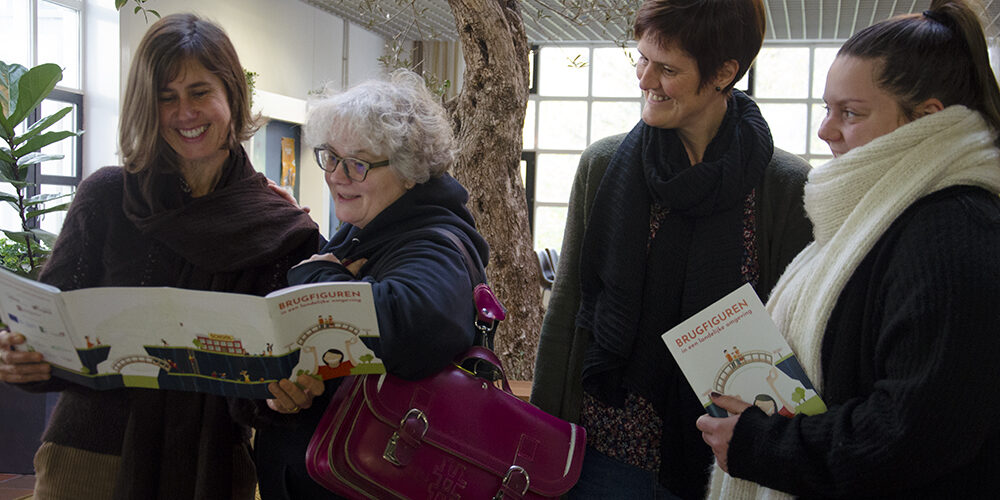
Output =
[
  {"x1": 458, "y1": 346, "x2": 512, "y2": 394},
  {"x1": 427, "y1": 227, "x2": 506, "y2": 349}
]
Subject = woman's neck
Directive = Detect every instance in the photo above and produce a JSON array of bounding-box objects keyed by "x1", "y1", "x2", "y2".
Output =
[
  {"x1": 677, "y1": 97, "x2": 729, "y2": 165},
  {"x1": 179, "y1": 151, "x2": 229, "y2": 197}
]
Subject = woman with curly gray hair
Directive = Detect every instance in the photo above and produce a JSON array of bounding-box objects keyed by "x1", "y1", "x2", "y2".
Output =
[{"x1": 251, "y1": 69, "x2": 490, "y2": 499}]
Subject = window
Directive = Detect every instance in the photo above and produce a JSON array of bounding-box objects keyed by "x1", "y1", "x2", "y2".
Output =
[
  {"x1": 1, "y1": 0, "x2": 84, "y2": 234},
  {"x1": 522, "y1": 42, "x2": 840, "y2": 252},
  {"x1": 752, "y1": 44, "x2": 839, "y2": 166},
  {"x1": 523, "y1": 45, "x2": 642, "y2": 252}
]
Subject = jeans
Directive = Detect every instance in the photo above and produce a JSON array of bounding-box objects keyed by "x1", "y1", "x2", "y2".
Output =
[{"x1": 568, "y1": 446, "x2": 683, "y2": 500}]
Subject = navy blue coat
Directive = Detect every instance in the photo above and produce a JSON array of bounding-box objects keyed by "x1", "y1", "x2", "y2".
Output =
[{"x1": 254, "y1": 173, "x2": 489, "y2": 499}]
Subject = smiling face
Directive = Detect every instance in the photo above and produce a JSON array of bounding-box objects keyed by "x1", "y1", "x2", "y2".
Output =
[
  {"x1": 818, "y1": 56, "x2": 910, "y2": 157},
  {"x1": 635, "y1": 34, "x2": 723, "y2": 134},
  {"x1": 323, "y1": 134, "x2": 410, "y2": 229},
  {"x1": 157, "y1": 58, "x2": 232, "y2": 172},
  {"x1": 323, "y1": 350, "x2": 344, "y2": 368}
]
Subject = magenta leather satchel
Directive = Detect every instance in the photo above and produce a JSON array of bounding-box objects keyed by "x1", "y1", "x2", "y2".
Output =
[{"x1": 305, "y1": 346, "x2": 586, "y2": 498}]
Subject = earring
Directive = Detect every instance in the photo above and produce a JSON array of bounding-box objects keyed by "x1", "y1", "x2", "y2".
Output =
[{"x1": 715, "y1": 86, "x2": 722, "y2": 92}]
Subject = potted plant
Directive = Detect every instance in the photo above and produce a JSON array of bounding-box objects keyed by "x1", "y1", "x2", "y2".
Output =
[{"x1": 0, "y1": 60, "x2": 81, "y2": 278}]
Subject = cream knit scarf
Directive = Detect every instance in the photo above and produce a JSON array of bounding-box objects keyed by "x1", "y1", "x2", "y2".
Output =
[{"x1": 707, "y1": 105, "x2": 1000, "y2": 500}]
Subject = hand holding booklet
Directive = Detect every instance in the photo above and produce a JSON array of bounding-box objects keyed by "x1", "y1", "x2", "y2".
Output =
[
  {"x1": 0, "y1": 268, "x2": 384, "y2": 398},
  {"x1": 661, "y1": 283, "x2": 826, "y2": 418}
]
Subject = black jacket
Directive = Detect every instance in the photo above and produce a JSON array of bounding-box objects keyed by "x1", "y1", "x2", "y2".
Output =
[{"x1": 254, "y1": 173, "x2": 489, "y2": 500}]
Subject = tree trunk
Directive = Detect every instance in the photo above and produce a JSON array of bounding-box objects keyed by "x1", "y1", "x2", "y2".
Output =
[{"x1": 447, "y1": 0, "x2": 541, "y2": 380}]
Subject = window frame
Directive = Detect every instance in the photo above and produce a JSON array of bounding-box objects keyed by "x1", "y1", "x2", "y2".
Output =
[
  {"x1": 522, "y1": 41, "x2": 843, "y2": 251},
  {"x1": 523, "y1": 43, "x2": 643, "y2": 251},
  {"x1": 12, "y1": 0, "x2": 85, "y2": 232}
]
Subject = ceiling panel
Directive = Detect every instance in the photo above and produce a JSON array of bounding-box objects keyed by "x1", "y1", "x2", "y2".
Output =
[{"x1": 301, "y1": 0, "x2": 1000, "y2": 43}]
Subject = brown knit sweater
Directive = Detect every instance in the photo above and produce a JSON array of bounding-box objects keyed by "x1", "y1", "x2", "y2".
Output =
[{"x1": 19, "y1": 148, "x2": 320, "y2": 499}]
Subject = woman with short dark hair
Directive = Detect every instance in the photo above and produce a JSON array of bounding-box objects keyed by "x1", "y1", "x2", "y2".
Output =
[{"x1": 530, "y1": 0, "x2": 813, "y2": 497}]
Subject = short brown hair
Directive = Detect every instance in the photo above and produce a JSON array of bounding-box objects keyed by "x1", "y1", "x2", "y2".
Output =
[
  {"x1": 119, "y1": 13, "x2": 257, "y2": 173},
  {"x1": 633, "y1": 0, "x2": 766, "y2": 93},
  {"x1": 839, "y1": 0, "x2": 1000, "y2": 133}
]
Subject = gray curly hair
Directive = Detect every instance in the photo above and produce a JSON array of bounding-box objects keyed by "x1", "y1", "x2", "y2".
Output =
[{"x1": 304, "y1": 69, "x2": 457, "y2": 184}]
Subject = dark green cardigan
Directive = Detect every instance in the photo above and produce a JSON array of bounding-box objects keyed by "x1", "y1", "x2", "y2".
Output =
[{"x1": 531, "y1": 132, "x2": 813, "y2": 427}]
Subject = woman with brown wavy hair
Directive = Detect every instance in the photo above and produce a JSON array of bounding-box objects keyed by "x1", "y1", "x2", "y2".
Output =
[{"x1": 0, "y1": 13, "x2": 318, "y2": 499}]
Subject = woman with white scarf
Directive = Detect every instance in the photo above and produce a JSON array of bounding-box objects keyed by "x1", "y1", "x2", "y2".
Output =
[{"x1": 696, "y1": 0, "x2": 1000, "y2": 498}]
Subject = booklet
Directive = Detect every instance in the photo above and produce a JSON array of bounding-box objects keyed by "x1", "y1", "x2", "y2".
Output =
[
  {"x1": 0, "y1": 269, "x2": 384, "y2": 398},
  {"x1": 661, "y1": 283, "x2": 827, "y2": 418}
]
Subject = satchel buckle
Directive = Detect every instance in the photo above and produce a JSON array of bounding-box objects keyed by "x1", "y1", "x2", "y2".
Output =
[
  {"x1": 383, "y1": 408, "x2": 428, "y2": 466},
  {"x1": 492, "y1": 465, "x2": 529, "y2": 499}
]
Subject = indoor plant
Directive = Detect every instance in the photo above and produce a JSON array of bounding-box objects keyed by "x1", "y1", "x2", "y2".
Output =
[{"x1": 0, "y1": 60, "x2": 81, "y2": 278}]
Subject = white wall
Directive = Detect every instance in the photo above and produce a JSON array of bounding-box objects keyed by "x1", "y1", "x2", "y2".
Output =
[
  {"x1": 83, "y1": 0, "x2": 121, "y2": 176},
  {"x1": 117, "y1": 0, "x2": 389, "y2": 235}
]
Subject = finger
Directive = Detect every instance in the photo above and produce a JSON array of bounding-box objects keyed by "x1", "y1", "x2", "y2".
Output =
[
  {"x1": 266, "y1": 381, "x2": 297, "y2": 412},
  {"x1": 695, "y1": 413, "x2": 720, "y2": 434},
  {"x1": 709, "y1": 392, "x2": 753, "y2": 414},
  {"x1": 3, "y1": 349, "x2": 46, "y2": 365},
  {"x1": 300, "y1": 205, "x2": 311, "y2": 214},
  {"x1": 346, "y1": 258, "x2": 366, "y2": 275},
  {"x1": 296, "y1": 373, "x2": 325, "y2": 399},
  {"x1": 0, "y1": 369, "x2": 52, "y2": 384},
  {"x1": 266, "y1": 398, "x2": 293, "y2": 413},
  {"x1": 309, "y1": 253, "x2": 340, "y2": 264},
  {"x1": 0, "y1": 331, "x2": 26, "y2": 349},
  {"x1": 278, "y1": 378, "x2": 312, "y2": 409},
  {"x1": 0, "y1": 359, "x2": 52, "y2": 383}
]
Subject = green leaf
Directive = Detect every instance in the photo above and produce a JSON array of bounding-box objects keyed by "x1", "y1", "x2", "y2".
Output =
[
  {"x1": 115, "y1": 0, "x2": 128, "y2": 9},
  {"x1": 17, "y1": 152, "x2": 63, "y2": 167},
  {"x1": 0, "y1": 170, "x2": 30, "y2": 187},
  {"x1": 0, "y1": 61, "x2": 28, "y2": 119},
  {"x1": 13, "y1": 130, "x2": 77, "y2": 157},
  {"x1": 31, "y1": 229, "x2": 56, "y2": 250},
  {"x1": 27, "y1": 203, "x2": 70, "y2": 219},
  {"x1": 25, "y1": 192, "x2": 71, "y2": 207},
  {"x1": 27, "y1": 192, "x2": 70, "y2": 203},
  {"x1": 8, "y1": 64, "x2": 62, "y2": 130},
  {"x1": 0, "y1": 61, "x2": 28, "y2": 138},
  {"x1": 14, "y1": 106, "x2": 72, "y2": 146},
  {"x1": 0, "y1": 147, "x2": 13, "y2": 164},
  {"x1": 3, "y1": 230, "x2": 34, "y2": 242},
  {"x1": 0, "y1": 192, "x2": 18, "y2": 204},
  {"x1": 148, "y1": 9, "x2": 160, "y2": 18},
  {"x1": 134, "y1": 5, "x2": 141, "y2": 13}
]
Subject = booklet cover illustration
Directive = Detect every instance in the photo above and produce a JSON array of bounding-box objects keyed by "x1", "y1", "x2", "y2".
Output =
[
  {"x1": 661, "y1": 283, "x2": 827, "y2": 418},
  {"x1": 0, "y1": 269, "x2": 384, "y2": 398}
]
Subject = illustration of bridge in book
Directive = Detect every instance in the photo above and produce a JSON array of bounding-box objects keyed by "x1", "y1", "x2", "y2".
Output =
[
  {"x1": 703, "y1": 348, "x2": 827, "y2": 418},
  {"x1": 53, "y1": 317, "x2": 383, "y2": 399}
]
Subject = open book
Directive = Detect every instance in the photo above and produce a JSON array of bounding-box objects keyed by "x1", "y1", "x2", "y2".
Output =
[
  {"x1": 0, "y1": 269, "x2": 384, "y2": 398},
  {"x1": 661, "y1": 283, "x2": 826, "y2": 418}
]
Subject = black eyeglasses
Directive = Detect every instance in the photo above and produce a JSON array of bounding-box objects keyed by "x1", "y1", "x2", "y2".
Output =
[{"x1": 314, "y1": 147, "x2": 390, "y2": 182}]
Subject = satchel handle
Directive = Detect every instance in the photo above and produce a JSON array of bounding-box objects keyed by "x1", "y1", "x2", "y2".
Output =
[{"x1": 459, "y1": 346, "x2": 512, "y2": 394}]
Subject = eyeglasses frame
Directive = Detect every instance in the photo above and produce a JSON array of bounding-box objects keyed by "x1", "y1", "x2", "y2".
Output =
[{"x1": 313, "y1": 146, "x2": 390, "y2": 182}]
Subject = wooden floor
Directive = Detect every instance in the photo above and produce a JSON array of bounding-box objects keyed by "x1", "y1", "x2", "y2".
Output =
[{"x1": 0, "y1": 474, "x2": 33, "y2": 500}]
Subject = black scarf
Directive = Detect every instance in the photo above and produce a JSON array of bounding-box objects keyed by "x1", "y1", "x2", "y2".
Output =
[
  {"x1": 576, "y1": 90, "x2": 773, "y2": 409},
  {"x1": 123, "y1": 147, "x2": 318, "y2": 273},
  {"x1": 113, "y1": 147, "x2": 319, "y2": 499}
]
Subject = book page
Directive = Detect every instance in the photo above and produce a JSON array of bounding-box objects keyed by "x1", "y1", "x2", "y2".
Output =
[
  {"x1": 661, "y1": 283, "x2": 826, "y2": 417},
  {"x1": 0, "y1": 268, "x2": 382, "y2": 398},
  {"x1": 0, "y1": 271, "x2": 83, "y2": 371},
  {"x1": 58, "y1": 286, "x2": 275, "y2": 395},
  {"x1": 266, "y1": 282, "x2": 383, "y2": 382}
]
